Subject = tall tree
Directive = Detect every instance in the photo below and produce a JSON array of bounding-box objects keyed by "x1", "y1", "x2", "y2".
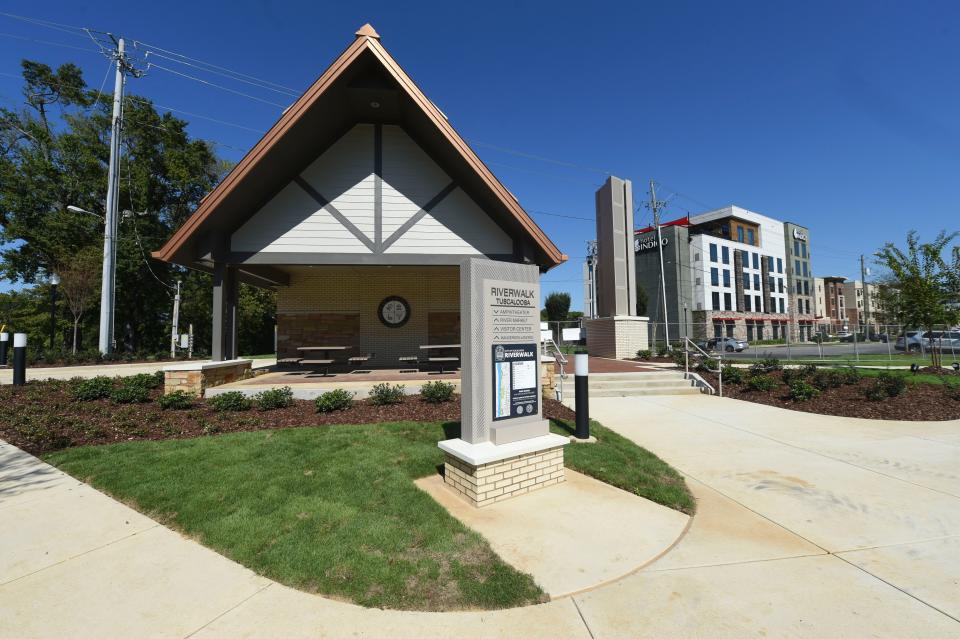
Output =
[
  {"x1": 56, "y1": 248, "x2": 100, "y2": 354},
  {"x1": 875, "y1": 231, "x2": 959, "y2": 367},
  {"x1": 544, "y1": 291, "x2": 571, "y2": 323}
]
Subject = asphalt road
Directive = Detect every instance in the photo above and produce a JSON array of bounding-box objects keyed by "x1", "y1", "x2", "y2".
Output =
[{"x1": 722, "y1": 341, "x2": 899, "y2": 360}]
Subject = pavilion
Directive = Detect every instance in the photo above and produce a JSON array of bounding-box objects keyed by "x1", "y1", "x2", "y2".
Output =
[{"x1": 153, "y1": 24, "x2": 565, "y2": 374}]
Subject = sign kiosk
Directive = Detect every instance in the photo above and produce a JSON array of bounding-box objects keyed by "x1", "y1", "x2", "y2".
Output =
[{"x1": 438, "y1": 258, "x2": 568, "y2": 507}]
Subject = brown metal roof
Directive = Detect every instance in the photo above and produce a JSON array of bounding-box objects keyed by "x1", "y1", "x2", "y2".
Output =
[{"x1": 152, "y1": 24, "x2": 566, "y2": 270}]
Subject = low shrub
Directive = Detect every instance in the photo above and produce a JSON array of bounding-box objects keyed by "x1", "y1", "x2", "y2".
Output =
[
  {"x1": 800, "y1": 363, "x2": 819, "y2": 376},
  {"x1": 944, "y1": 380, "x2": 960, "y2": 402},
  {"x1": 863, "y1": 373, "x2": 907, "y2": 401},
  {"x1": 656, "y1": 345, "x2": 671, "y2": 359},
  {"x1": 315, "y1": 388, "x2": 354, "y2": 413},
  {"x1": 781, "y1": 368, "x2": 803, "y2": 385},
  {"x1": 157, "y1": 390, "x2": 195, "y2": 410},
  {"x1": 69, "y1": 376, "x2": 114, "y2": 401},
  {"x1": 109, "y1": 380, "x2": 151, "y2": 404},
  {"x1": 721, "y1": 365, "x2": 743, "y2": 384},
  {"x1": 369, "y1": 383, "x2": 405, "y2": 405},
  {"x1": 209, "y1": 391, "x2": 252, "y2": 412},
  {"x1": 749, "y1": 358, "x2": 783, "y2": 375},
  {"x1": 746, "y1": 374, "x2": 778, "y2": 392},
  {"x1": 421, "y1": 380, "x2": 455, "y2": 404},
  {"x1": 636, "y1": 349, "x2": 652, "y2": 360},
  {"x1": 127, "y1": 372, "x2": 164, "y2": 390},
  {"x1": 695, "y1": 357, "x2": 719, "y2": 373},
  {"x1": 838, "y1": 366, "x2": 861, "y2": 385},
  {"x1": 876, "y1": 372, "x2": 907, "y2": 397},
  {"x1": 672, "y1": 350, "x2": 688, "y2": 367},
  {"x1": 811, "y1": 370, "x2": 843, "y2": 391},
  {"x1": 789, "y1": 380, "x2": 820, "y2": 402},
  {"x1": 254, "y1": 386, "x2": 294, "y2": 411}
]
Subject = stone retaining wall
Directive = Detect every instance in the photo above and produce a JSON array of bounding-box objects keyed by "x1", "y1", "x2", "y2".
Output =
[{"x1": 164, "y1": 360, "x2": 252, "y2": 396}]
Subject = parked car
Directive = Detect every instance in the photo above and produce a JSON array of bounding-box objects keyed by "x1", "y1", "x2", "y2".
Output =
[
  {"x1": 895, "y1": 331, "x2": 924, "y2": 352},
  {"x1": 870, "y1": 333, "x2": 889, "y2": 343},
  {"x1": 706, "y1": 337, "x2": 749, "y2": 352},
  {"x1": 922, "y1": 331, "x2": 960, "y2": 352},
  {"x1": 838, "y1": 333, "x2": 866, "y2": 343}
]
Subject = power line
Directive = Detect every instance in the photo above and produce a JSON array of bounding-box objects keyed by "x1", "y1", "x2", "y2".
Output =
[
  {"x1": 0, "y1": 12, "x2": 91, "y2": 39},
  {"x1": 141, "y1": 49, "x2": 300, "y2": 98},
  {"x1": 0, "y1": 31, "x2": 100, "y2": 54},
  {"x1": 466, "y1": 139, "x2": 614, "y2": 176},
  {"x1": 145, "y1": 61, "x2": 289, "y2": 109}
]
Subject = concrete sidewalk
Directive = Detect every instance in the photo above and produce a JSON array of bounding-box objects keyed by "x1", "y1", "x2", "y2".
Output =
[
  {"x1": 0, "y1": 357, "x2": 276, "y2": 384},
  {"x1": 2, "y1": 395, "x2": 959, "y2": 637}
]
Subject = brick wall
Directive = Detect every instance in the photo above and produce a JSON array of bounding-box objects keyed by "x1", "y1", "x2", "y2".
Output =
[
  {"x1": 276, "y1": 266, "x2": 459, "y2": 365},
  {"x1": 584, "y1": 316, "x2": 649, "y2": 359},
  {"x1": 164, "y1": 361, "x2": 252, "y2": 396},
  {"x1": 443, "y1": 445, "x2": 565, "y2": 507}
]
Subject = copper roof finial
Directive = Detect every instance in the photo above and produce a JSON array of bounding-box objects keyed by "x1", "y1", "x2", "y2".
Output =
[{"x1": 355, "y1": 24, "x2": 380, "y2": 39}]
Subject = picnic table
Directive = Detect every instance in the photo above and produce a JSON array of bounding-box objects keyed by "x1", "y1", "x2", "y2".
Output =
[
  {"x1": 419, "y1": 344, "x2": 461, "y2": 374},
  {"x1": 296, "y1": 346, "x2": 352, "y2": 376}
]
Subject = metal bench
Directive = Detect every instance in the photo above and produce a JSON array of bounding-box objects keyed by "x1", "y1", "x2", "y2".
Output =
[
  {"x1": 347, "y1": 353, "x2": 374, "y2": 373},
  {"x1": 398, "y1": 355, "x2": 420, "y2": 372},
  {"x1": 277, "y1": 357, "x2": 303, "y2": 367},
  {"x1": 299, "y1": 359, "x2": 336, "y2": 377},
  {"x1": 427, "y1": 356, "x2": 459, "y2": 374}
]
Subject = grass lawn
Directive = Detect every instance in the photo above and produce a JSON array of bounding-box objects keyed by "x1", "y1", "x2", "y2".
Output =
[
  {"x1": 45, "y1": 419, "x2": 692, "y2": 610},
  {"x1": 857, "y1": 368, "x2": 958, "y2": 386}
]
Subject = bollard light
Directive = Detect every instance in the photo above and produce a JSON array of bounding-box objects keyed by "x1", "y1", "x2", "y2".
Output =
[
  {"x1": 953, "y1": 362, "x2": 959, "y2": 372},
  {"x1": 0, "y1": 332, "x2": 8, "y2": 366},
  {"x1": 574, "y1": 351, "x2": 590, "y2": 440},
  {"x1": 12, "y1": 332, "x2": 27, "y2": 386}
]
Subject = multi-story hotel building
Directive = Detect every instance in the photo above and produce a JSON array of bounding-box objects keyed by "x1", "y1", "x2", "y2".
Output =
[
  {"x1": 634, "y1": 205, "x2": 809, "y2": 342},
  {"x1": 814, "y1": 276, "x2": 848, "y2": 331},
  {"x1": 783, "y1": 222, "x2": 816, "y2": 340}
]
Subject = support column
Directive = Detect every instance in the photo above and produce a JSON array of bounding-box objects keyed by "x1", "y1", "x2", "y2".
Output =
[{"x1": 212, "y1": 263, "x2": 239, "y2": 361}]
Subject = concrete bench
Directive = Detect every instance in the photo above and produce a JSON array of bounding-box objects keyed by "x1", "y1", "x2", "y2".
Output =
[{"x1": 300, "y1": 359, "x2": 336, "y2": 376}]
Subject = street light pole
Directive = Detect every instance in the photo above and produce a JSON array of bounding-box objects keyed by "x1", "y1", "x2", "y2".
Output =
[{"x1": 49, "y1": 273, "x2": 60, "y2": 351}]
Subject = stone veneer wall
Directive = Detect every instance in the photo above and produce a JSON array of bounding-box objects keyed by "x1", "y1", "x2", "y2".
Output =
[
  {"x1": 164, "y1": 361, "x2": 252, "y2": 396},
  {"x1": 691, "y1": 310, "x2": 792, "y2": 341},
  {"x1": 583, "y1": 316, "x2": 649, "y2": 359},
  {"x1": 541, "y1": 360, "x2": 556, "y2": 399},
  {"x1": 443, "y1": 445, "x2": 565, "y2": 507},
  {"x1": 276, "y1": 266, "x2": 459, "y2": 365}
]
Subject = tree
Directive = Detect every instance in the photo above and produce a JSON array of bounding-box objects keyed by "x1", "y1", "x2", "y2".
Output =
[
  {"x1": 875, "y1": 231, "x2": 960, "y2": 367},
  {"x1": 543, "y1": 292, "x2": 571, "y2": 323},
  {"x1": 56, "y1": 249, "x2": 100, "y2": 354}
]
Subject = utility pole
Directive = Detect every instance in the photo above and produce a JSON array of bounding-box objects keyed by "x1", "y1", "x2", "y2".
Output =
[
  {"x1": 585, "y1": 240, "x2": 598, "y2": 318},
  {"x1": 860, "y1": 254, "x2": 871, "y2": 335},
  {"x1": 647, "y1": 180, "x2": 670, "y2": 347},
  {"x1": 97, "y1": 36, "x2": 142, "y2": 355},
  {"x1": 170, "y1": 280, "x2": 182, "y2": 359}
]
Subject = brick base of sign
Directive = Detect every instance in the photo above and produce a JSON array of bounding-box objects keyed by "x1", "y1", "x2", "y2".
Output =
[
  {"x1": 443, "y1": 446, "x2": 566, "y2": 508},
  {"x1": 583, "y1": 316, "x2": 649, "y2": 359},
  {"x1": 163, "y1": 359, "x2": 252, "y2": 396}
]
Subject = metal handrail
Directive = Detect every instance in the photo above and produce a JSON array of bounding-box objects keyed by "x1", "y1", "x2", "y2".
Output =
[{"x1": 683, "y1": 337, "x2": 723, "y2": 397}]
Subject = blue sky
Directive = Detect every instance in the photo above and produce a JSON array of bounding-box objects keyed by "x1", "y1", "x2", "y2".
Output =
[{"x1": 2, "y1": 1, "x2": 958, "y2": 307}]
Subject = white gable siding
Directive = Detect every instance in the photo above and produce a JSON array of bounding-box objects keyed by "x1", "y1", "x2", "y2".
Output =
[
  {"x1": 230, "y1": 182, "x2": 369, "y2": 253},
  {"x1": 385, "y1": 187, "x2": 512, "y2": 255},
  {"x1": 381, "y1": 124, "x2": 451, "y2": 237},
  {"x1": 231, "y1": 123, "x2": 511, "y2": 257}
]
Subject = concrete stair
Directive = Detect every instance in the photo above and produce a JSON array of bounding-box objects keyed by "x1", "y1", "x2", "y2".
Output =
[{"x1": 559, "y1": 371, "x2": 704, "y2": 397}]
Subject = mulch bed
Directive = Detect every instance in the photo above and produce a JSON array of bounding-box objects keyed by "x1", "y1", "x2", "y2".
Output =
[
  {"x1": 699, "y1": 369, "x2": 960, "y2": 421},
  {"x1": 0, "y1": 380, "x2": 576, "y2": 456}
]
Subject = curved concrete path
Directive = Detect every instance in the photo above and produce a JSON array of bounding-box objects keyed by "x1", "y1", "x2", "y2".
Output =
[
  {"x1": 0, "y1": 358, "x2": 275, "y2": 385},
  {"x1": 1, "y1": 394, "x2": 959, "y2": 637}
]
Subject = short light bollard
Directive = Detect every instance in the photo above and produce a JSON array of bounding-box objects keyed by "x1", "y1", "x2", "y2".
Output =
[
  {"x1": 0, "y1": 332, "x2": 8, "y2": 366},
  {"x1": 12, "y1": 332, "x2": 27, "y2": 386},
  {"x1": 574, "y1": 351, "x2": 590, "y2": 440}
]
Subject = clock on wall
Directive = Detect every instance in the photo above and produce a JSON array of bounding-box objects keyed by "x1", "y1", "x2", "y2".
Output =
[{"x1": 378, "y1": 296, "x2": 411, "y2": 328}]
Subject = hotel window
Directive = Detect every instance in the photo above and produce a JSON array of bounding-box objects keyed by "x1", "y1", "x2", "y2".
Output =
[
  {"x1": 805, "y1": 299, "x2": 810, "y2": 314},
  {"x1": 724, "y1": 292, "x2": 732, "y2": 310},
  {"x1": 726, "y1": 322, "x2": 735, "y2": 338},
  {"x1": 803, "y1": 280, "x2": 809, "y2": 296},
  {"x1": 777, "y1": 258, "x2": 783, "y2": 273},
  {"x1": 752, "y1": 252, "x2": 759, "y2": 269},
  {"x1": 712, "y1": 292, "x2": 720, "y2": 310},
  {"x1": 801, "y1": 243, "x2": 807, "y2": 258},
  {"x1": 779, "y1": 298, "x2": 784, "y2": 314},
  {"x1": 768, "y1": 276, "x2": 775, "y2": 291},
  {"x1": 714, "y1": 322, "x2": 722, "y2": 338},
  {"x1": 748, "y1": 228, "x2": 755, "y2": 245},
  {"x1": 795, "y1": 259, "x2": 801, "y2": 274},
  {"x1": 711, "y1": 268, "x2": 719, "y2": 286},
  {"x1": 753, "y1": 273, "x2": 760, "y2": 290},
  {"x1": 695, "y1": 277, "x2": 701, "y2": 286},
  {"x1": 743, "y1": 273, "x2": 750, "y2": 290},
  {"x1": 794, "y1": 240, "x2": 800, "y2": 256},
  {"x1": 796, "y1": 281, "x2": 802, "y2": 295},
  {"x1": 778, "y1": 279, "x2": 784, "y2": 293},
  {"x1": 802, "y1": 262, "x2": 808, "y2": 277},
  {"x1": 694, "y1": 252, "x2": 701, "y2": 261},
  {"x1": 755, "y1": 295, "x2": 762, "y2": 312},
  {"x1": 722, "y1": 246, "x2": 730, "y2": 264},
  {"x1": 737, "y1": 227, "x2": 744, "y2": 243},
  {"x1": 768, "y1": 256, "x2": 775, "y2": 272},
  {"x1": 723, "y1": 269, "x2": 731, "y2": 287},
  {"x1": 744, "y1": 296, "x2": 752, "y2": 311},
  {"x1": 709, "y1": 243, "x2": 717, "y2": 262}
]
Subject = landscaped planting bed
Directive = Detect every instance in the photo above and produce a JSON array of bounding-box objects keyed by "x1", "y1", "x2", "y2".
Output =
[
  {"x1": 4, "y1": 375, "x2": 695, "y2": 610},
  {"x1": 700, "y1": 363, "x2": 960, "y2": 421}
]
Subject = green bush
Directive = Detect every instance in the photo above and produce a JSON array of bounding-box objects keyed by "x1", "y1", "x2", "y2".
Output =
[
  {"x1": 781, "y1": 368, "x2": 803, "y2": 385},
  {"x1": 746, "y1": 374, "x2": 778, "y2": 392},
  {"x1": 636, "y1": 349, "x2": 652, "y2": 360},
  {"x1": 721, "y1": 365, "x2": 743, "y2": 384},
  {"x1": 789, "y1": 380, "x2": 820, "y2": 402},
  {"x1": 369, "y1": 383, "x2": 405, "y2": 405},
  {"x1": 876, "y1": 372, "x2": 907, "y2": 397},
  {"x1": 109, "y1": 378, "x2": 152, "y2": 404},
  {"x1": 671, "y1": 350, "x2": 688, "y2": 367},
  {"x1": 800, "y1": 363, "x2": 818, "y2": 376},
  {"x1": 421, "y1": 380, "x2": 456, "y2": 404},
  {"x1": 838, "y1": 366, "x2": 861, "y2": 385},
  {"x1": 695, "y1": 357, "x2": 719, "y2": 373},
  {"x1": 127, "y1": 372, "x2": 164, "y2": 390},
  {"x1": 157, "y1": 390, "x2": 195, "y2": 410},
  {"x1": 208, "y1": 391, "x2": 252, "y2": 412},
  {"x1": 254, "y1": 386, "x2": 294, "y2": 411},
  {"x1": 863, "y1": 384, "x2": 887, "y2": 401},
  {"x1": 655, "y1": 345, "x2": 671, "y2": 358},
  {"x1": 944, "y1": 380, "x2": 960, "y2": 402},
  {"x1": 69, "y1": 376, "x2": 114, "y2": 401},
  {"x1": 749, "y1": 358, "x2": 783, "y2": 375},
  {"x1": 315, "y1": 388, "x2": 354, "y2": 413},
  {"x1": 811, "y1": 370, "x2": 843, "y2": 391}
]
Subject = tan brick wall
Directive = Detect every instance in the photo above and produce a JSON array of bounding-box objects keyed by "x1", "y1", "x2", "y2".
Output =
[
  {"x1": 541, "y1": 360, "x2": 556, "y2": 399},
  {"x1": 164, "y1": 361, "x2": 252, "y2": 396},
  {"x1": 584, "y1": 317, "x2": 648, "y2": 359},
  {"x1": 276, "y1": 266, "x2": 459, "y2": 366},
  {"x1": 443, "y1": 446, "x2": 565, "y2": 507}
]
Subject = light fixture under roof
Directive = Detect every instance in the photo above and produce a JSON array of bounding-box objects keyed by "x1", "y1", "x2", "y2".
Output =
[{"x1": 370, "y1": 101, "x2": 381, "y2": 109}]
